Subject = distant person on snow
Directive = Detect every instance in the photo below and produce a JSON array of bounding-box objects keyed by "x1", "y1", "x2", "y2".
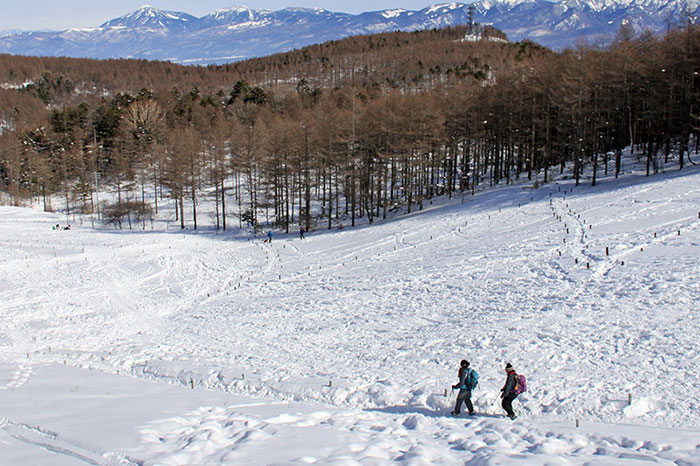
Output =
[
  {"x1": 53, "y1": 224, "x2": 60, "y2": 231},
  {"x1": 267, "y1": 230, "x2": 273, "y2": 243},
  {"x1": 300, "y1": 226, "x2": 305, "y2": 239},
  {"x1": 500, "y1": 362, "x2": 519, "y2": 420},
  {"x1": 451, "y1": 359, "x2": 477, "y2": 416}
]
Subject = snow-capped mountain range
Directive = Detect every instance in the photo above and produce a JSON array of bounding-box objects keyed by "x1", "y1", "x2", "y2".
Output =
[{"x1": 1, "y1": 1, "x2": 697, "y2": 64}]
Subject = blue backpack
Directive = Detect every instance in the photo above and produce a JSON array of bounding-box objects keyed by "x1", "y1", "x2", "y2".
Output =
[{"x1": 466, "y1": 369, "x2": 479, "y2": 390}]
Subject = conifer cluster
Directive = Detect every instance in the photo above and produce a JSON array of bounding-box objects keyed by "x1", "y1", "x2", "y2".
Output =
[{"x1": 0, "y1": 24, "x2": 698, "y2": 230}]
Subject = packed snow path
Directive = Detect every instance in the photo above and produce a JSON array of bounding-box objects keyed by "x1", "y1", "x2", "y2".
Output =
[{"x1": 1, "y1": 165, "x2": 699, "y2": 463}]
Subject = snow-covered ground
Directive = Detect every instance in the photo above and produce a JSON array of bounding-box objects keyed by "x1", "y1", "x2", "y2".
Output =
[{"x1": 1, "y1": 161, "x2": 699, "y2": 464}]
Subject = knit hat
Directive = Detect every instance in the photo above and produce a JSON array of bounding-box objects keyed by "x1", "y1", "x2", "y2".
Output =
[
  {"x1": 505, "y1": 363, "x2": 514, "y2": 371},
  {"x1": 461, "y1": 360, "x2": 470, "y2": 368}
]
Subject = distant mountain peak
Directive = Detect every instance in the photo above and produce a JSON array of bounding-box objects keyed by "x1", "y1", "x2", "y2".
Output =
[
  {"x1": 100, "y1": 5, "x2": 197, "y2": 29},
  {"x1": 205, "y1": 6, "x2": 266, "y2": 25},
  {"x1": 2, "y1": 0, "x2": 698, "y2": 65},
  {"x1": 381, "y1": 8, "x2": 409, "y2": 18},
  {"x1": 133, "y1": 5, "x2": 159, "y2": 13},
  {"x1": 281, "y1": 6, "x2": 327, "y2": 12},
  {"x1": 212, "y1": 6, "x2": 259, "y2": 14},
  {"x1": 425, "y1": 2, "x2": 466, "y2": 13}
]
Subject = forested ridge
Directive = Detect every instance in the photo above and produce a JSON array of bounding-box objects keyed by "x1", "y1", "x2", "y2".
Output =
[{"x1": 0, "y1": 23, "x2": 698, "y2": 232}]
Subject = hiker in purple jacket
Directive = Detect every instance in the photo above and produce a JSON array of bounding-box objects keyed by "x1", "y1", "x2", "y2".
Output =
[{"x1": 500, "y1": 363, "x2": 519, "y2": 420}]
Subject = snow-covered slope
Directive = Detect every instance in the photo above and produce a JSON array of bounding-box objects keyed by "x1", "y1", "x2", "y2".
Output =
[
  {"x1": 1, "y1": 0, "x2": 698, "y2": 64},
  {"x1": 1, "y1": 159, "x2": 699, "y2": 463}
]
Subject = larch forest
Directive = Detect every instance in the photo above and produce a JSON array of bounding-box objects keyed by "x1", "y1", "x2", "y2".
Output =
[{"x1": 0, "y1": 22, "x2": 698, "y2": 232}]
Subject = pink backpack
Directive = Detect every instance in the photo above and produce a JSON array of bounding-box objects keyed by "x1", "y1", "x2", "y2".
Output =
[{"x1": 515, "y1": 374, "x2": 527, "y2": 394}]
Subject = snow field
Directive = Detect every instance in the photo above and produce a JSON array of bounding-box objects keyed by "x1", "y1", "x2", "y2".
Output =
[
  {"x1": 0, "y1": 161, "x2": 699, "y2": 463},
  {"x1": 1, "y1": 364, "x2": 699, "y2": 464}
]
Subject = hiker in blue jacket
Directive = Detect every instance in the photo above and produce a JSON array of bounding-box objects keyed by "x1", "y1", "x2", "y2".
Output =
[
  {"x1": 500, "y1": 362, "x2": 519, "y2": 420},
  {"x1": 267, "y1": 230, "x2": 273, "y2": 243},
  {"x1": 451, "y1": 360, "x2": 476, "y2": 416}
]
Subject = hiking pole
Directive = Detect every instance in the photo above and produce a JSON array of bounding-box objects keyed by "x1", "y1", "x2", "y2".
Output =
[
  {"x1": 446, "y1": 387, "x2": 454, "y2": 413},
  {"x1": 493, "y1": 393, "x2": 502, "y2": 409}
]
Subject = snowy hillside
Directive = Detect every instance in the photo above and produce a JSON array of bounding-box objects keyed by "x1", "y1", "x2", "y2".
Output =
[{"x1": 1, "y1": 160, "x2": 700, "y2": 463}]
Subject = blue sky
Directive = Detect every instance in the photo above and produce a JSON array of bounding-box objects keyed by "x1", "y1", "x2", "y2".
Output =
[{"x1": 1, "y1": 0, "x2": 439, "y2": 31}]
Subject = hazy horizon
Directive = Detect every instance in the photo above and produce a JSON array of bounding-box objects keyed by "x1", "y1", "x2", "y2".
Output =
[{"x1": 1, "y1": 0, "x2": 440, "y2": 32}]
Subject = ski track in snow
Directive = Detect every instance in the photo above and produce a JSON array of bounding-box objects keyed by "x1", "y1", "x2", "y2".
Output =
[
  {"x1": 0, "y1": 364, "x2": 33, "y2": 390},
  {"x1": 1, "y1": 163, "x2": 700, "y2": 463},
  {"x1": 0, "y1": 417, "x2": 141, "y2": 465}
]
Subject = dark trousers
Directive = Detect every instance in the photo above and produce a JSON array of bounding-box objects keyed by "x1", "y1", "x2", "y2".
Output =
[
  {"x1": 502, "y1": 393, "x2": 517, "y2": 417},
  {"x1": 454, "y1": 389, "x2": 474, "y2": 414}
]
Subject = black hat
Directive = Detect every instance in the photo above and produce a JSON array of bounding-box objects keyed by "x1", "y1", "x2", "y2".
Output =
[
  {"x1": 461, "y1": 360, "x2": 469, "y2": 367},
  {"x1": 505, "y1": 363, "x2": 513, "y2": 370}
]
